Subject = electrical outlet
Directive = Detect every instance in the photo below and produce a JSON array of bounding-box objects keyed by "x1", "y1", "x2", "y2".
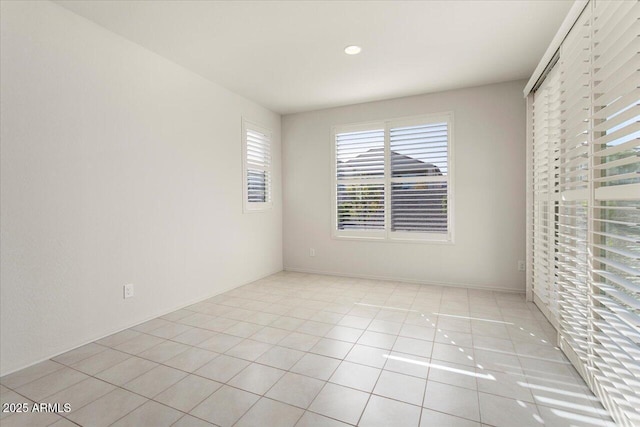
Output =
[
  {"x1": 123, "y1": 284, "x2": 135, "y2": 299},
  {"x1": 518, "y1": 260, "x2": 526, "y2": 272},
  {"x1": 309, "y1": 248, "x2": 316, "y2": 257}
]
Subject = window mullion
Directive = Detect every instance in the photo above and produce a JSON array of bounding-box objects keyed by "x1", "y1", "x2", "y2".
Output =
[{"x1": 384, "y1": 121, "x2": 391, "y2": 239}]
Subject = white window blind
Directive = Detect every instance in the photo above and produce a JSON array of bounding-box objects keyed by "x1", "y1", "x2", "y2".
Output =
[
  {"x1": 589, "y1": 1, "x2": 639, "y2": 424},
  {"x1": 335, "y1": 128, "x2": 385, "y2": 232},
  {"x1": 527, "y1": 1, "x2": 639, "y2": 425},
  {"x1": 242, "y1": 119, "x2": 272, "y2": 212},
  {"x1": 532, "y1": 64, "x2": 561, "y2": 323},
  {"x1": 332, "y1": 114, "x2": 453, "y2": 242},
  {"x1": 390, "y1": 122, "x2": 449, "y2": 234},
  {"x1": 557, "y1": 5, "x2": 591, "y2": 369}
]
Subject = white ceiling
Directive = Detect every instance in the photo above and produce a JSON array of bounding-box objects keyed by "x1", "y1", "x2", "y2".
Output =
[{"x1": 54, "y1": 0, "x2": 572, "y2": 114}]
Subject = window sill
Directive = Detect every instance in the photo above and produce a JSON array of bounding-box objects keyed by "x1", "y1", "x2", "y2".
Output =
[
  {"x1": 243, "y1": 203, "x2": 272, "y2": 214},
  {"x1": 331, "y1": 232, "x2": 454, "y2": 245}
]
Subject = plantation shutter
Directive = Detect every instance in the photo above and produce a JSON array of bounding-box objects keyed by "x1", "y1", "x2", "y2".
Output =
[
  {"x1": 557, "y1": 6, "x2": 591, "y2": 368},
  {"x1": 389, "y1": 121, "x2": 450, "y2": 235},
  {"x1": 243, "y1": 121, "x2": 272, "y2": 211},
  {"x1": 335, "y1": 128, "x2": 385, "y2": 232},
  {"x1": 532, "y1": 64, "x2": 561, "y2": 322},
  {"x1": 527, "y1": 1, "x2": 639, "y2": 424},
  {"x1": 589, "y1": 1, "x2": 640, "y2": 424}
]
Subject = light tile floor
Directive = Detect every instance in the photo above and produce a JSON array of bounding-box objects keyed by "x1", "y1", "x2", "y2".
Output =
[{"x1": 1, "y1": 272, "x2": 615, "y2": 426}]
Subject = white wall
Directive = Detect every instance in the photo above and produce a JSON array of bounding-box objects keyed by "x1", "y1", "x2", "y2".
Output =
[
  {"x1": 283, "y1": 81, "x2": 526, "y2": 291},
  {"x1": 0, "y1": 1, "x2": 282, "y2": 375}
]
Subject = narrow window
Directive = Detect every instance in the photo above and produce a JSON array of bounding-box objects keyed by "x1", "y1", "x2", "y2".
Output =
[{"x1": 242, "y1": 119, "x2": 272, "y2": 212}]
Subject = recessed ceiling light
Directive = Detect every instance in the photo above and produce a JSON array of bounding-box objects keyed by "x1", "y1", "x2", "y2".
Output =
[{"x1": 344, "y1": 45, "x2": 362, "y2": 55}]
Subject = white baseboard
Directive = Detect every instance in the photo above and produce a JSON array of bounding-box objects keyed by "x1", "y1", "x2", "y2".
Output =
[
  {"x1": 1, "y1": 268, "x2": 283, "y2": 377},
  {"x1": 283, "y1": 266, "x2": 525, "y2": 294}
]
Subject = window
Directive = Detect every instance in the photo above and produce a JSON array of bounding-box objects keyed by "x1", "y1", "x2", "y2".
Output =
[
  {"x1": 242, "y1": 119, "x2": 272, "y2": 212},
  {"x1": 332, "y1": 113, "x2": 453, "y2": 242}
]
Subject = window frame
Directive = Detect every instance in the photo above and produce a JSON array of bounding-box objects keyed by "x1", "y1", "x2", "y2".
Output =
[
  {"x1": 330, "y1": 112, "x2": 455, "y2": 244},
  {"x1": 242, "y1": 118, "x2": 272, "y2": 213}
]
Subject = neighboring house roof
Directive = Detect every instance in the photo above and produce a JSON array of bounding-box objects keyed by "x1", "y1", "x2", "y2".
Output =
[{"x1": 338, "y1": 148, "x2": 442, "y2": 178}]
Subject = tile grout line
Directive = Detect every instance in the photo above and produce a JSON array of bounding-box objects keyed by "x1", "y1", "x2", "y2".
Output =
[{"x1": 1, "y1": 272, "x2": 603, "y2": 427}]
